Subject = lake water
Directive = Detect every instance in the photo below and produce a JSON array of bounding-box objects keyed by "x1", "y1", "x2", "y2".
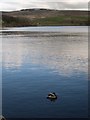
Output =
[{"x1": 1, "y1": 26, "x2": 88, "y2": 118}]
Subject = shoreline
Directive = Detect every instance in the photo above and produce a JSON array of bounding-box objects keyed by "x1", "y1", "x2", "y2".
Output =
[{"x1": 1, "y1": 31, "x2": 88, "y2": 37}]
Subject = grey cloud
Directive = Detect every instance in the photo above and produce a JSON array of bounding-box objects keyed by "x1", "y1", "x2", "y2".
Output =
[
  {"x1": 61, "y1": 2, "x2": 88, "y2": 10},
  {"x1": 21, "y1": 2, "x2": 88, "y2": 10},
  {"x1": 0, "y1": 1, "x2": 88, "y2": 11},
  {"x1": 40, "y1": 2, "x2": 88, "y2": 10}
]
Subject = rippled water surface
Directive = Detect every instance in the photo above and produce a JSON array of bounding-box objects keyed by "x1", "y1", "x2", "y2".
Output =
[{"x1": 2, "y1": 26, "x2": 88, "y2": 118}]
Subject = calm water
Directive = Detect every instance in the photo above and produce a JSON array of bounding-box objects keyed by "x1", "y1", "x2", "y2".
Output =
[{"x1": 1, "y1": 26, "x2": 88, "y2": 118}]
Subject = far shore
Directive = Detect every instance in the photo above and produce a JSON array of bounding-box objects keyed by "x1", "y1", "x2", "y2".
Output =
[{"x1": 2, "y1": 9, "x2": 89, "y2": 27}]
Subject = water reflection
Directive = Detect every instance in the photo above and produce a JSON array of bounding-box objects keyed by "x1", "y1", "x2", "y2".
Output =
[
  {"x1": 0, "y1": 36, "x2": 2, "y2": 116},
  {"x1": 2, "y1": 29, "x2": 88, "y2": 118},
  {"x1": 2, "y1": 33, "x2": 88, "y2": 76}
]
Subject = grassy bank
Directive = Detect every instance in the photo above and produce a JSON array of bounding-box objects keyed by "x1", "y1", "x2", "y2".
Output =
[
  {"x1": 33, "y1": 16, "x2": 88, "y2": 26},
  {"x1": 2, "y1": 9, "x2": 89, "y2": 27}
]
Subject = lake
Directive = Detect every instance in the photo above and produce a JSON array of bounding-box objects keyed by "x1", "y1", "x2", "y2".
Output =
[{"x1": 1, "y1": 26, "x2": 88, "y2": 118}]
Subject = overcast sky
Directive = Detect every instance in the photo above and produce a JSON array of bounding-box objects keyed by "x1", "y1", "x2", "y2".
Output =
[{"x1": 0, "y1": 0, "x2": 89, "y2": 11}]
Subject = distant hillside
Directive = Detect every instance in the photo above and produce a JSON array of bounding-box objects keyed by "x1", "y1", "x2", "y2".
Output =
[{"x1": 2, "y1": 9, "x2": 89, "y2": 27}]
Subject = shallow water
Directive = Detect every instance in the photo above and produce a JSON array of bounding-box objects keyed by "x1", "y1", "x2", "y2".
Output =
[{"x1": 1, "y1": 26, "x2": 88, "y2": 118}]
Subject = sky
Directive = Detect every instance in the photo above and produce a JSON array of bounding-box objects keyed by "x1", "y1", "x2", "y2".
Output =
[{"x1": 0, "y1": 0, "x2": 89, "y2": 11}]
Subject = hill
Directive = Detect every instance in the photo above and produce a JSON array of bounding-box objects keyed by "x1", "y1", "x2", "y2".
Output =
[{"x1": 2, "y1": 9, "x2": 89, "y2": 27}]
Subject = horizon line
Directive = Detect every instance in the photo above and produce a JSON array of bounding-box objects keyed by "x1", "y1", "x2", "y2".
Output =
[{"x1": 1, "y1": 7, "x2": 89, "y2": 12}]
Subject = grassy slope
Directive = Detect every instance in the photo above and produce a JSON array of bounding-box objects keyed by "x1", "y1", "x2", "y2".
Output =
[
  {"x1": 34, "y1": 16, "x2": 88, "y2": 26},
  {"x1": 2, "y1": 9, "x2": 89, "y2": 27}
]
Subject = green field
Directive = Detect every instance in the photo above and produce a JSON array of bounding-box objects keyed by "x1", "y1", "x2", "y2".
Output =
[
  {"x1": 33, "y1": 16, "x2": 88, "y2": 26},
  {"x1": 2, "y1": 9, "x2": 89, "y2": 27}
]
